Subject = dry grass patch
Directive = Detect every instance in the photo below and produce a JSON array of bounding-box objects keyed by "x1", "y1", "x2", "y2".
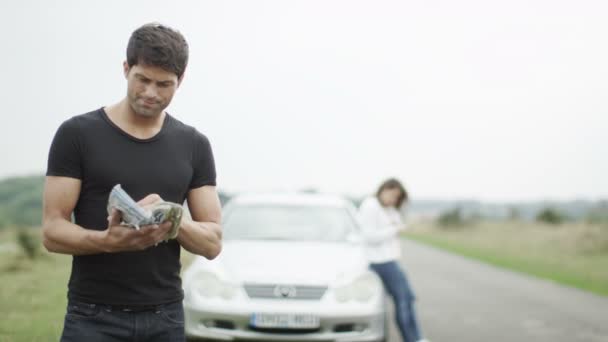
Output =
[{"x1": 404, "y1": 221, "x2": 608, "y2": 296}]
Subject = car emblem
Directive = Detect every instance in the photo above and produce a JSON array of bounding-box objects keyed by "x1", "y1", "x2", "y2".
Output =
[{"x1": 273, "y1": 285, "x2": 297, "y2": 298}]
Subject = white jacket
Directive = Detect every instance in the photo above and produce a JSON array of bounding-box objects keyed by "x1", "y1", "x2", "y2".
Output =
[{"x1": 358, "y1": 197, "x2": 404, "y2": 263}]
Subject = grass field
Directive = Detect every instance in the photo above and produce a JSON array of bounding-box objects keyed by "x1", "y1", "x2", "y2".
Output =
[
  {"x1": 404, "y1": 221, "x2": 608, "y2": 296},
  {"x1": 0, "y1": 229, "x2": 197, "y2": 342},
  {"x1": 0, "y1": 229, "x2": 68, "y2": 342}
]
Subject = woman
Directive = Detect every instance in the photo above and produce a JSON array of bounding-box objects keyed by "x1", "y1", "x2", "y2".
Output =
[{"x1": 358, "y1": 178, "x2": 427, "y2": 342}]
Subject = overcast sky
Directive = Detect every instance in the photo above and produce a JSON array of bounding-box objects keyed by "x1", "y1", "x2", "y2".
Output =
[{"x1": 1, "y1": 0, "x2": 607, "y2": 201}]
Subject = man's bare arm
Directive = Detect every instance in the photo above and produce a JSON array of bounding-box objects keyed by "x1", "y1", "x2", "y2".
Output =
[
  {"x1": 178, "y1": 185, "x2": 222, "y2": 259},
  {"x1": 42, "y1": 176, "x2": 172, "y2": 255},
  {"x1": 42, "y1": 176, "x2": 109, "y2": 254}
]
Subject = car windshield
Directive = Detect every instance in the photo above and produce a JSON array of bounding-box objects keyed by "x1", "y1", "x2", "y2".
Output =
[{"x1": 223, "y1": 205, "x2": 358, "y2": 242}]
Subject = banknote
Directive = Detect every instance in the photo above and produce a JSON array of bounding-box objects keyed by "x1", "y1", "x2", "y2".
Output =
[{"x1": 107, "y1": 184, "x2": 183, "y2": 241}]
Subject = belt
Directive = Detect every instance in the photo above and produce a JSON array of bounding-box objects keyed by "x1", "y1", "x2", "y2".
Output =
[
  {"x1": 104, "y1": 304, "x2": 161, "y2": 312},
  {"x1": 69, "y1": 299, "x2": 180, "y2": 313}
]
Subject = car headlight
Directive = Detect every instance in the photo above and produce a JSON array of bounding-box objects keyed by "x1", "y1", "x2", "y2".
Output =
[
  {"x1": 333, "y1": 272, "x2": 380, "y2": 303},
  {"x1": 191, "y1": 271, "x2": 238, "y2": 300}
]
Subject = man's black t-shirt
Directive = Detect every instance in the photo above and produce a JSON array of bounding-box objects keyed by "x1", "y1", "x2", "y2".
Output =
[{"x1": 46, "y1": 108, "x2": 216, "y2": 306}]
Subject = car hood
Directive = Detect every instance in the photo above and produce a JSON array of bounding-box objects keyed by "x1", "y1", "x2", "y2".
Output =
[{"x1": 205, "y1": 240, "x2": 368, "y2": 286}]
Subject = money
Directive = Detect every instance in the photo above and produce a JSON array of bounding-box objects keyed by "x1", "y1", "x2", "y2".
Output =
[{"x1": 107, "y1": 184, "x2": 183, "y2": 241}]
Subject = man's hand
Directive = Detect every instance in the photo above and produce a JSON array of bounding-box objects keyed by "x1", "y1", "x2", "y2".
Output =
[
  {"x1": 101, "y1": 193, "x2": 172, "y2": 253},
  {"x1": 43, "y1": 177, "x2": 178, "y2": 255}
]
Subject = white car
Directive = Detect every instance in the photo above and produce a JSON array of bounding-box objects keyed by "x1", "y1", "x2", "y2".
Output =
[{"x1": 183, "y1": 193, "x2": 387, "y2": 341}]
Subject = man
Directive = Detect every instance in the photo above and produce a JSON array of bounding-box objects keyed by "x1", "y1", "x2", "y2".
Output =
[{"x1": 42, "y1": 23, "x2": 222, "y2": 341}]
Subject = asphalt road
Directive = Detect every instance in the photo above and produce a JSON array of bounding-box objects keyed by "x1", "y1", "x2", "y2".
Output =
[{"x1": 388, "y1": 239, "x2": 608, "y2": 342}]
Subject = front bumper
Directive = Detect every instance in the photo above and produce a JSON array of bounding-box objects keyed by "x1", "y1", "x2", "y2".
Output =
[{"x1": 184, "y1": 300, "x2": 385, "y2": 342}]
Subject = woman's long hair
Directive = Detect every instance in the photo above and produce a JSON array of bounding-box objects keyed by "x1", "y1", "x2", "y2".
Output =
[{"x1": 375, "y1": 178, "x2": 408, "y2": 209}]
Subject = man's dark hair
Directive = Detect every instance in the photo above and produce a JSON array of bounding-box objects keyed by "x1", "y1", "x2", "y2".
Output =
[
  {"x1": 126, "y1": 23, "x2": 189, "y2": 79},
  {"x1": 376, "y1": 178, "x2": 408, "y2": 208}
]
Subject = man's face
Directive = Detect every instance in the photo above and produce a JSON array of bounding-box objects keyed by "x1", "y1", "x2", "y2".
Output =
[{"x1": 124, "y1": 62, "x2": 181, "y2": 118}]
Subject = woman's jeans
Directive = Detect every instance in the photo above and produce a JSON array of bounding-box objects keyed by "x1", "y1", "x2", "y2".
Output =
[
  {"x1": 60, "y1": 298, "x2": 185, "y2": 342},
  {"x1": 370, "y1": 261, "x2": 422, "y2": 342}
]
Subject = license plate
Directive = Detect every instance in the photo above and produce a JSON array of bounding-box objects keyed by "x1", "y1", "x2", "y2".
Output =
[{"x1": 250, "y1": 313, "x2": 320, "y2": 329}]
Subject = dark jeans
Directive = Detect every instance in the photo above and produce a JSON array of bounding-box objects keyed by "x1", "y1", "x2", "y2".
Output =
[
  {"x1": 370, "y1": 261, "x2": 422, "y2": 342},
  {"x1": 60, "y1": 299, "x2": 185, "y2": 342}
]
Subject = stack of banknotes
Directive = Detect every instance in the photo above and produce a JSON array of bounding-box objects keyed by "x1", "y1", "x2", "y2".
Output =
[{"x1": 106, "y1": 184, "x2": 183, "y2": 241}]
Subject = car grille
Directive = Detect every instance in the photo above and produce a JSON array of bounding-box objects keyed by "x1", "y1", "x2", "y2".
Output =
[{"x1": 244, "y1": 284, "x2": 328, "y2": 300}]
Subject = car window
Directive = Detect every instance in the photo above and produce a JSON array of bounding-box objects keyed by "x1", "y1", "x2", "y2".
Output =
[{"x1": 223, "y1": 205, "x2": 358, "y2": 242}]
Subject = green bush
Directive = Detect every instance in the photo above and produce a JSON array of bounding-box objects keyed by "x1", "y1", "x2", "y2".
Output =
[
  {"x1": 437, "y1": 208, "x2": 465, "y2": 228},
  {"x1": 536, "y1": 208, "x2": 565, "y2": 225},
  {"x1": 16, "y1": 228, "x2": 40, "y2": 259}
]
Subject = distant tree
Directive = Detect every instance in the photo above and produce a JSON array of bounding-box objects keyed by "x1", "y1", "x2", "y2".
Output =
[
  {"x1": 536, "y1": 207, "x2": 565, "y2": 225},
  {"x1": 437, "y1": 208, "x2": 465, "y2": 228}
]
